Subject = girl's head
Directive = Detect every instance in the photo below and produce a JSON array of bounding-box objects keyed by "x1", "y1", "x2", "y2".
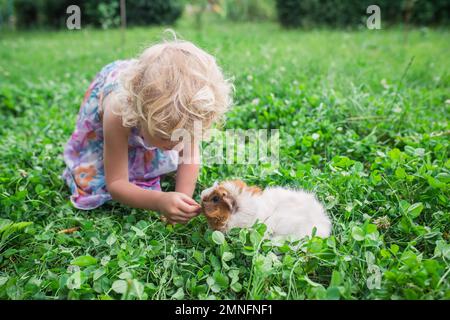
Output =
[{"x1": 115, "y1": 33, "x2": 233, "y2": 144}]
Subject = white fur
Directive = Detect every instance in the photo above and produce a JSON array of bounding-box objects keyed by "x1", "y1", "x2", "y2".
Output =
[{"x1": 204, "y1": 183, "x2": 332, "y2": 240}]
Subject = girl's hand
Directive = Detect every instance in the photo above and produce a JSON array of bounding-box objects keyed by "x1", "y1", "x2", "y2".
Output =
[{"x1": 158, "y1": 192, "x2": 201, "y2": 224}]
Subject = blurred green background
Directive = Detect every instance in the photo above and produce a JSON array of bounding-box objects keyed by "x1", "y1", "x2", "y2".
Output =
[{"x1": 1, "y1": 0, "x2": 449, "y2": 30}]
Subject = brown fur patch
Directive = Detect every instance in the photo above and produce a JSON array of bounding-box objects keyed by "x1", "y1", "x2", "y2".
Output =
[
  {"x1": 247, "y1": 186, "x2": 262, "y2": 195},
  {"x1": 226, "y1": 179, "x2": 262, "y2": 196},
  {"x1": 227, "y1": 179, "x2": 247, "y2": 192},
  {"x1": 201, "y1": 188, "x2": 232, "y2": 231}
]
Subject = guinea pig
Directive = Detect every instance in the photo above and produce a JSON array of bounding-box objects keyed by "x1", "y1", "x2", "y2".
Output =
[{"x1": 200, "y1": 179, "x2": 331, "y2": 239}]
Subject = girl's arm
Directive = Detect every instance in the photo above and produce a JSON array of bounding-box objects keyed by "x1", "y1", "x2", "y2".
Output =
[
  {"x1": 175, "y1": 142, "x2": 200, "y2": 198},
  {"x1": 103, "y1": 101, "x2": 163, "y2": 210},
  {"x1": 102, "y1": 95, "x2": 199, "y2": 222}
]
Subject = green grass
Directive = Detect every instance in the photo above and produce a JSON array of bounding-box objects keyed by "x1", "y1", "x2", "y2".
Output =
[{"x1": 0, "y1": 21, "x2": 449, "y2": 300}]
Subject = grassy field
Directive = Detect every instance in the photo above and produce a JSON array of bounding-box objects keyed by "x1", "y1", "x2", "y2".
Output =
[{"x1": 0, "y1": 21, "x2": 449, "y2": 300}]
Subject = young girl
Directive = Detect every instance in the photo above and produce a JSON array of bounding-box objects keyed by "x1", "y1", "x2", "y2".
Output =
[{"x1": 62, "y1": 36, "x2": 233, "y2": 225}]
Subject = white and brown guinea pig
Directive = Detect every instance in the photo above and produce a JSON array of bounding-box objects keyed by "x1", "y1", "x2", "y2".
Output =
[{"x1": 200, "y1": 180, "x2": 331, "y2": 239}]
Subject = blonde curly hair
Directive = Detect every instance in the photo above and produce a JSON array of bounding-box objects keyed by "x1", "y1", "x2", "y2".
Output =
[{"x1": 113, "y1": 33, "x2": 233, "y2": 140}]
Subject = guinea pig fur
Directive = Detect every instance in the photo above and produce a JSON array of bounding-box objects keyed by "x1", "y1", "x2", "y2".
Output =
[{"x1": 200, "y1": 179, "x2": 331, "y2": 239}]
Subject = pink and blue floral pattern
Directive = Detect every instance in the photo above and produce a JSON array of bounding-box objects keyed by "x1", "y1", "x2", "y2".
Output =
[{"x1": 62, "y1": 60, "x2": 178, "y2": 210}]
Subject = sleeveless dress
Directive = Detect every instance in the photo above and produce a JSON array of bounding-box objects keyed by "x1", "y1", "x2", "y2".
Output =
[{"x1": 62, "y1": 60, "x2": 179, "y2": 210}]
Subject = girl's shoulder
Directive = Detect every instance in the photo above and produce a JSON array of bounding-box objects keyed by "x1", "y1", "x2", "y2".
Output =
[
  {"x1": 99, "y1": 59, "x2": 137, "y2": 113},
  {"x1": 101, "y1": 58, "x2": 136, "y2": 71},
  {"x1": 101, "y1": 59, "x2": 137, "y2": 83}
]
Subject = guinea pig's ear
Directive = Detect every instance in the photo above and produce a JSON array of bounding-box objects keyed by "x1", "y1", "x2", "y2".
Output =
[
  {"x1": 213, "y1": 181, "x2": 219, "y2": 187},
  {"x1": 222, "y1": 194, "x2": 235, "y2": 211}
]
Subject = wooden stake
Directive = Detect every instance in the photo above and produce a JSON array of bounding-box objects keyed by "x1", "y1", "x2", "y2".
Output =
[{"x1": 120, "y1": 0, "x2": 127, "y2": 47}]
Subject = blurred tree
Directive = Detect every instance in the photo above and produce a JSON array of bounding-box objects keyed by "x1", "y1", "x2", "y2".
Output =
[
  {"x1": 13, "y1": 0, "x2": 39, "y2": 28},
  {"x1": 275, "y1": 0, "x2": 449, "y2": 28},
  {"x1": 98, "y1": 1, "x2": 120, "y2": 29},
  {"x1": 224, "y1": 0, "x2": 275, "y2": 22},
  {"x1": 126, "y1": 0, "x2": 184, "y2": 26},
  {"x1": 185, "y1": 0, "x2": 275, "y2": 29},
  {"x1": 11, "y1": 0, "x2": 185, "y2": 29},
  {"x1": 186, "y1": 0, "x2": 224, "y2": 29}
]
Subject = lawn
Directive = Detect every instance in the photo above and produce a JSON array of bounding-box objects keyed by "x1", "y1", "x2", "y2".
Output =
[{"x1": 0, "y1": 20, "x2": 449, "y2": 300}]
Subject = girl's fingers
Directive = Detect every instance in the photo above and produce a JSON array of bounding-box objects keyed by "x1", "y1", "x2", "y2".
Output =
[
  {"x1": 180, "y1": 194, "x2": 200, "y2": 207},
  {"x1": 165, "y1": 216, "x2": 175, "y2": 224},
  {"x1": 179, "y1": 211, "x2": 198, "y2": 220},
  {"x1": 177, "y1": 199, "x2": 200, "y2": 214},
  {"x1": 180, "y1": 194, "x2": 201, "y2": 212},
  {"x1": 173, "y1": 211, "x2": 198, "y2": 223},
  {"x1": 168, "y1": 218, "x2": 184, "y2": 225},
  {"x1": 173, "y1": 212, "x2": 191, "y2": 223},
  {"x1": 165, "y1": 215, "x2": 186, "y2": 225},
  {"x1": 194, "y1": 206, "x2": 202, "y2": 213}
]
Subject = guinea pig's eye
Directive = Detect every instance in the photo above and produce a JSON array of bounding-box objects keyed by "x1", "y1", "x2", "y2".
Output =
[{"x1": 211, "y1": 195, "x2": 220, "y2": 203}]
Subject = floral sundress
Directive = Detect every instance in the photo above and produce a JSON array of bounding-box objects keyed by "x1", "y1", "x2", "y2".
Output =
[{"x1": 62, "y1": 60, "x2": 179, "y2": 210}]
